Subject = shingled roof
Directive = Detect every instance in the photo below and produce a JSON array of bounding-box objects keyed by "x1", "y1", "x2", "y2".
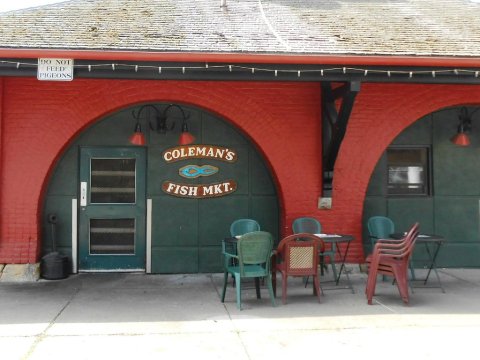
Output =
[{"x1": 1, "y1": 0, "x2": 480, "y2": 58}]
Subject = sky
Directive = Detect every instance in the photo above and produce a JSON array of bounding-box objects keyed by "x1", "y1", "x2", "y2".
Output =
[{"x1": 0, "y1": 0, "x2": 66, "y2": 13}]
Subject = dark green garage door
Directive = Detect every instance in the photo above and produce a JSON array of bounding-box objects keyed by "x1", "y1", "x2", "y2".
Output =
[{"x1": 42, "y1": 103, "x2": 279, "y2": 274}]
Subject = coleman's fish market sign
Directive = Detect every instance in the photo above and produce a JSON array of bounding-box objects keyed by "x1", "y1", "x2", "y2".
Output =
[{"x1": 162, "y1": 145, "x2": 237, "y2": 199}]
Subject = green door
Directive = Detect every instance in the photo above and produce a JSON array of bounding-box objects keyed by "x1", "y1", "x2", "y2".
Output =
[{"x1": 78, "y1": 147, "x2": 146, "y2": 271}]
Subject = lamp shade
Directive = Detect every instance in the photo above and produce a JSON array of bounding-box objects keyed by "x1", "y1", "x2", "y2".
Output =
[
  {"x1": 179, "y1": 131, "x2": 195, "y2": 145},
  {"x1": 178, "y1": 122, "x2": 195, "y2": 145},
  {"x1": 450, "y1": 132, "x2": 470, "y2": 147},
  {"x1": 129, "y1": 123, "x2": 146, "y2": 145}
]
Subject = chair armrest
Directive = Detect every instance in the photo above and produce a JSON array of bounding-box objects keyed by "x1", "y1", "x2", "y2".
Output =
[{"x1": 222, "y1": 251, "x2": 238, "y2": 260}]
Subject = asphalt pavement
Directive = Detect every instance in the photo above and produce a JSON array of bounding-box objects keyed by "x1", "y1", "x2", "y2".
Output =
[{"x1": 1, "y1": 267, "x2": 480, "y2": 359}]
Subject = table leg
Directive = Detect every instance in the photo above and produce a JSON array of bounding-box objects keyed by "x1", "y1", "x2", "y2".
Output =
[
  {"x1": 335, "y1": 241, "x2": 354, "y2": 293},
  {"x1": 320, "y1": 240, "x2": 354, "y2": 293},
  {"x1": 423, "y1": 242, "x2": 445, "y2": 293},
  {"x1": 410, "y1": 241, "x2": 445, "y2": 293}
]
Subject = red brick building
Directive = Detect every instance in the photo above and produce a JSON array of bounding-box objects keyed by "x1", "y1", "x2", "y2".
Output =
[{"x1": 0, "y1": 0, "x2": 479, "y2": 278}]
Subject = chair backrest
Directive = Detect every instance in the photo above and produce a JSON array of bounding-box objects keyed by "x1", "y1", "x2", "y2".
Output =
[
  {"x1": 402, "y1": 222, "x2": 420, "y2": 260},
  {"x1": 237, "y1": 231, "x2": 273, "y2": 275},
  {"x1": 278, "y1": 233, "x2": 324, "y2": 276},
  {"x1": 230, "y1": 219, "x2": 260, "y2": 237},
  {"x1": 374, "y1": 222, "x2": 419, "y2": 261},
  {"x1": 292, "y1": 217, "x2": 321, "y2": 234},
  {"x1": 367, "y1": 216, "x2": 395, "y2": 240}
]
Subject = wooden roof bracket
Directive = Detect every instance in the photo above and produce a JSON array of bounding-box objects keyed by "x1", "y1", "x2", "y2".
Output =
[{"x1": 321, "y1": 81, "x2": 361, "y2": 196}]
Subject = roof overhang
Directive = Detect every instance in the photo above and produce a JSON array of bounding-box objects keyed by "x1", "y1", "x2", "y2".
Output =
[{"x1": 1, "y1": 49, "x2": 479, "y2": 84}]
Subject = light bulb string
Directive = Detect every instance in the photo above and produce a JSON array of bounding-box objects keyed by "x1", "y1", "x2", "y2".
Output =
[{"x1": 1, "y1": 59, "x2": 480, "y2": 79}]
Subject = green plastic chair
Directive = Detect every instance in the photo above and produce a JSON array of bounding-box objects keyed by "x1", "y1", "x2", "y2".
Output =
[
  {"x1": 230, "y1": 219, "x2": 260, "y2": 237},
  {"x1": 221, "y1": 231, "x2": 276, "y2": 310},
  {"x1": 367, "y1": 216, "x2": 395, "y2": 250},
  {"x1": 367, "y1": 216, "x2": 415, "y2": 279},
  {"x1": 292, "y1": 217, "x2": 337, "y2": 280}
]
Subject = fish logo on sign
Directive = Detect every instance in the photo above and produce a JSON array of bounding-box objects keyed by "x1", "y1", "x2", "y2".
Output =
[{"x1": 179, "y1": 164, "x2": 219, "y2": 179}]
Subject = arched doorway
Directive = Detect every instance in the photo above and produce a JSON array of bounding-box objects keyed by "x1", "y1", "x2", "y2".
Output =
[
  {"x1": 363, "y1": 106, "x2": 480, "y2": 267},
  {"x1": 42, "y1": 103, "x2": 279, "y2": 273}
]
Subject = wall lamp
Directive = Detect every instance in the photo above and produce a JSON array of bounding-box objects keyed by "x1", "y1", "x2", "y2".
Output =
[
  {"x1": 129, "y1": 104, "x2": 195, "y2": 146},
  {"x1": 451, "y1": 107, "x2": 478, "y2": 147}
]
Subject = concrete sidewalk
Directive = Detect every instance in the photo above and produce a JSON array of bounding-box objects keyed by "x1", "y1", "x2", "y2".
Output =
[{"x1": 1, "y1": 267, "x2": 480, "y2": 359}]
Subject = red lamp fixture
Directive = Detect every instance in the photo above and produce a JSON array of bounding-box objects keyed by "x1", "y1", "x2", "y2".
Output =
[
  {"x1": 129, "y1": 104, "x2": 195, "y2": 146},
  {"x1": 450, "y1": 132, "x2": 470, "y2": 147},
  {"x1": 450, "y1": 107, "x2": 475, "y2": 147},
  {"x1": 179, "y1": 121, "x2": 196, "y2": 145},
  {"x1": 128, "y1": 122, "x2": 146, "y2": 146}
]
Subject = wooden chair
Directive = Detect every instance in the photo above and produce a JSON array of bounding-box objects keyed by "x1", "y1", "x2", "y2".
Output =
[
  {"x1": 275, "y1": 233, "x2": 325, "y2": 304},
  {"x1": 365, "y1": 223, "x2": 420, "y2": 305}
]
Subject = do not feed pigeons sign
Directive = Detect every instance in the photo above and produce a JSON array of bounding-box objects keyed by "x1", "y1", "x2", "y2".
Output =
[{"x1": 37, "y1": 58, "x2": 74, "y2": 81}]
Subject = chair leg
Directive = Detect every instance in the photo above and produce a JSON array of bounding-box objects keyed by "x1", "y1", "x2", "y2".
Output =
[
  {"x1": 330, "y1": 259, "x2": 338, "y2": 282},
  {"x1": 313, "y1": 275, "x2": 322, "y2": 303},
  {"x1": 234, "y1": 273, "x2": 242, "y2": 310},
  {"x1": 255, "y1": 277, "x2": 261, "y2": 299},
  {"x1": 266, "y1": 274, "x2": 276, "y2": 307},
  {"x1": 366, "y1": 269, "x2": 378, "y2": 305},
  {"x1": 394, "y1": 273, "x2": 410, "y2": 304},
  {"x1": 221, "y1": 271, "x2": 228, "y2": 302},
  {"x1": 319, "y1": 255, "x2": 325, "y2": 276},
  {"x1": 272, "y1": 271, "x2": 277, "y2": 297},
  {"x1": 282, "y1": 273, "x2": 288, "y2": 304}
]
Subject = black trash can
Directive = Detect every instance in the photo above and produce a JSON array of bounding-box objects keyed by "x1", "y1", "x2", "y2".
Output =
[
  {"x1": 41, "y1": 252, "x2": 69, "y2": 280},
  {"x1": 41, "y1": 213, "x2": 70, "y2": 280}
]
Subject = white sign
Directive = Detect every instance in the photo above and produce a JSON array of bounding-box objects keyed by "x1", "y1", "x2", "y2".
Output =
[{"x1": 37, "y1": 58, "x2": 74, "y2": 81}]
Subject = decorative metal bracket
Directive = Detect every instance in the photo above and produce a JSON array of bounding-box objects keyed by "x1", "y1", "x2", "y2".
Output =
[{"x1": 322, "y1": 81, "x2": 361, "y2": 195}]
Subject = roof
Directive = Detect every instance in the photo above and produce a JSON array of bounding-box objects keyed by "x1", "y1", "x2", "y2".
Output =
[{"x1": 1, "y1": 0, "x2": 480, "y2": 58}]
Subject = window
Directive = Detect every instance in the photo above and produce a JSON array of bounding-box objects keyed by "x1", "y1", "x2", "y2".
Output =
[{"x1": 387, "y1": 147, "x2": 430, "y2": 196}]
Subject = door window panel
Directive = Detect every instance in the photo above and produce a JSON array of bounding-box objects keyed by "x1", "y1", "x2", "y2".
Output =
[
  {"x1": 90, "y1": 158, "x2": 136, "y2": 203},
  {"x1": 387, "y1": 147, "x2": 430, "y2": 196},
  {"x1": 89, "y1": 218, "x2": 135, "y2": 255}
]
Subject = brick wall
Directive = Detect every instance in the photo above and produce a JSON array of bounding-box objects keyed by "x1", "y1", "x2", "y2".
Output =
[{"x1": 0, "y1": 77, "x2": 479, "y2": 264}]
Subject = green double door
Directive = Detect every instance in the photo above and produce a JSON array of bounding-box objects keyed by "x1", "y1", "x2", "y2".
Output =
[{"x1": 78, "y1": 147, "x2": 146, "y2": 271}]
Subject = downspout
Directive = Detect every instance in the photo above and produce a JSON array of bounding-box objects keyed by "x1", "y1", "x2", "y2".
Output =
[
  {"x1": 0, "y1": 78, "x2": 3, "y2": 250},
  {"x1": 0, "y1": 48, "x2": 479, "y2": 68}
]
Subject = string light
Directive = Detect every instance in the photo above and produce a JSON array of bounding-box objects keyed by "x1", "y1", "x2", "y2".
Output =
[{"x1": 1, "y1": 59, "x2": 479, "y2": 81}]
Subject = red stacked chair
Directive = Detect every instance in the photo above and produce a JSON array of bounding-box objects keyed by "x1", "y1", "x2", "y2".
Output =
[{"x1": 365, "y1": 222, "x2": 420, "y2": 305}]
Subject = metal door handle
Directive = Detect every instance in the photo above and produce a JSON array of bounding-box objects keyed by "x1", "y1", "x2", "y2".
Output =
[{"x1": 80, "y1": 182, "x2": 87, "y2": 206}]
